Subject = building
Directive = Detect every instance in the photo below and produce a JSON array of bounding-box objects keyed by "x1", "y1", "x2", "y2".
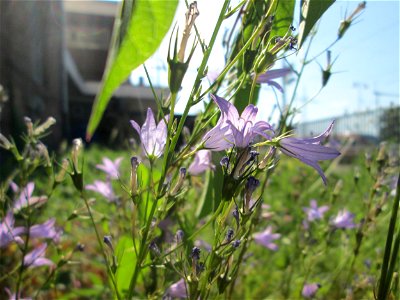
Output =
[{"x1": 0, "y1": 0, "x2": 167, "y2": 146}]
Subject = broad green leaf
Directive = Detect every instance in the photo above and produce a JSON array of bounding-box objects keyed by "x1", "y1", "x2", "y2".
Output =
[
  {"x1": 297, "y1": 0, "x2": 335, "y2": 48},
  {"x1": 86, "y1": 0, "x2": 178, "y2": 140},
  {"x1": 115, "y1": 236, "x2": 137, "y2": 296},
  {"x1": 196, "y1": 165, "x2": 223, "y2": 219},
  {"x1": 270, "y1": 0, "x2": 296, "y2": 39}
]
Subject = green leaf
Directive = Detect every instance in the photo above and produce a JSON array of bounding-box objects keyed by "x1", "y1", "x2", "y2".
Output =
[
  {"x1": 86, "y1": 0, "x2": 178, "y2": 140},
  {"x1": 270, "y1": 0, "x2": 296, "y2": 39},
  {"x1": 297, "y1": 0, "x2": 335, "y2": 48},
  {"x1": 115, "y1": 236, "x2": 137, "y2": 297},
  {"x1": 196, "y1": 166, "x2": 223, "y2": 219}
]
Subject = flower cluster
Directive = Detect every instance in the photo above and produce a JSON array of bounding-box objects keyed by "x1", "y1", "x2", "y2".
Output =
[{"x1": 1, "y1": 182, "x2": 62, "y2": 268}]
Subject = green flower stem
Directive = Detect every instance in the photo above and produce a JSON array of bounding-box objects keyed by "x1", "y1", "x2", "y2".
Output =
[
  {"x1": 15, "y1": 206, "x2": 33, "y2": 300},
  {"x1": 248, "y1": 72, "x2": 259, "y2": 106},
  {"x1": 134, "y1": 10, "x2": 233, "y2": 292},
  {"x1": 199, "y1": 200, "x2": 233, "y2": 299},
  {"x1": 278, "y1": 30, "x2": 316, "y2": 135},
  {"x1": 162, "y1": 0, "x2": 230, "y2": 172},
  {"x1": 0, "y1": 263, "x2": 20, "y2": 282},
  {"x1": 227, "y1": 167, "x2": 275, "y2": 299},
  {"x1": 197, "y1": 20, "x2": 267, "y2": 103},
  {"x1": 385, "y1": 226, "x2": 400, "y2": 296},
  {"x1": 80, "y1": 191, "x2": 120, "y2": 300},
  {"x1": 377, "y1": 173, "x2": 400, "y2": 300},
  {"x1": 127, "y1": 161, "x2": 156, "y2": 298}
]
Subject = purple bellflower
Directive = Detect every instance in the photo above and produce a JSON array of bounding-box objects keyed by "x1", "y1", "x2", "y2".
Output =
[
  {"x1": 12, "y1": 182, "x2": 47, "y2": 212},
  {"x1": 29, "y1": 218, "x2": 62, "y2": 243},
  {"x1": 331, "y1": 209, "x2": 356, "y2": 229},
  {"x1": 279, "y1": 121, "x2": 340, "y2": 185},
  {"x1": 96, "y1": 157, "x2": 122, "y2": 179},
  {"x1": 0, "y1": 211, "x2": 25, "y2": 248},
  {"x1": 86, "y1": 180, "x2": 117, "y2": 202},
  {"x1": 188, "y1": 150, "x2": 215, "y2": 175},
  {"x1": 302, "y1": 283, "x2": 321, "y2": 298},
  {"x1": 253, "y1": 226, "x2": 281, "y2": 251},
  {"x1": 303, "y1": 199, "x2": 329, "y2": 222},
  {"x1": 203, "y1": 94, "x2": 273, "y2": 150},
  {"x1": 130, "y1": 108, "x2": 169, "y2": 159},
  {"x1": 23, "y1": 243, "x2": 54, "y2": 268},
  {"x1": 167, "y1": 278, "x2": 187, "y2": 299},
  {"x1": 4, "y1": 287, "x2": 32, "y2": 300},
  {"x1": 256, "y1": 68, "x2": 291, "y2": 93}
]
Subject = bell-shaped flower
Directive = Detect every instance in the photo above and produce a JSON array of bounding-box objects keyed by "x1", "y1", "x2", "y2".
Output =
[
  {"x1": 188, "y1": 150, "x2": 215, "y2": 175},
  {"x1": 4, "y1": 287, "x2": 32, "y2": 300},
  {"x1": 130, "y1": 108, "x2": 169, "y2": 159},
  {"x1": 256, "y1": 68, "x2": 291, "y2": 93},
  {"x1": 86, "y1": 180, "x2": 117, "y2": 202},
  {"x1": 0, "y1": 211, "x2": 25, "y2": 248},
  {"x1": 23, "y1": 243, "x2": 54, "y2": 268},
  {"x1": 203, "y1": 94, "x2": 273, "y2": 150},
  {"x1": 202, "y1": 112, "x2": 232, "y2": 151},
  {"x1": 331, "y1": 209, "x2": 356, "y2": 229},
  {"x1": 12, "y1": 182, "x2": 47, "y2": 213},
  {"x1": 166, "y1": 278, "x2": 187, "y2": 298},
  {"x1": 279, "y1": 121, "x2": 340, "y2": 185},
  {"x1": 96, "y1": 157, "x2": 122, "y2": 179},
  {"x1": 29, "y1": 218, "x2": 62, "y2": 243},
  {"x1": 253, "y1": 226, "x2": 281, "y2": 251},
  {"x1": 302, "y1": 283, "x2": 321, "y2": 298},
  {"x1": 303, "y1": 199, "x2": 329, "y2": 222}
]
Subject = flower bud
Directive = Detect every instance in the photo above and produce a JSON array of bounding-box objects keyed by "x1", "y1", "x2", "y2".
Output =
[
  {"x1": 70, "y1": 138, "x2": 84, "y2": 191},
  {"x1": 167, "y1": 2, "x2": 198, "y2": 95},
  {"x1": 130, "y1": 156, "x2": 140, "y2": 196},
  {"x1": 55, "y1": 159, "x2": 69, "y2": 184},
  {"x1": 232, "y1": 206, "x2": 240, "y2": 228},
  {"x1": 36, "y1": 142, "x2": 51, "y2": 168},
  {"x1": 176, "y1": 229, "x2": 184, "y2": 244},
  {"x1": 103, "y1": 235, "x2": 114, "y2": 252},
  {"x1": 170, "y1": 167, "x2": 186, "y2": 196},
  {"x1": 338, "y1": 2, "x2": 366, "y2": 39},
  {"x1": 178, "y1": 2, "x2": 199, "y2": 63},
  {"x1": 33, "y1": 117, "x2": 56, "y2": 136},
  {"x1": 24, "y1": 117, "x2": 33, "y2": 137},
  {"x1": 244, "y1": 176, "x2": 260, "y2": 212},
  {"x1": 71, "y1": 138, "x2": 83, "y2": 172},
  {"x1": 232, "y1": 240, "x2": 241, "y2": 248},
  {"x1": 149, "y1": 241, "x2": 161, "y2": 256},
  {"x1": 191, "y1": 247, "x2": 201, "y2": 261},
  {"x1": 0, "y1": 133, "x2": 12, "y2": 150},
  {"x1": 225, "y1": 228, "x2": 234, "y2": 242}
]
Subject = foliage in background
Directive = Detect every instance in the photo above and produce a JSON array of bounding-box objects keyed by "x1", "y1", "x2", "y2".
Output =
[{"x1": 380, "y1": 106, "x2": 400, "y2": 143}]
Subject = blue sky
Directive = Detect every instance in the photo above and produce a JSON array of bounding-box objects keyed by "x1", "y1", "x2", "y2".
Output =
[{"x1": 130, "y1": 0, "x2": 399, "y2": 123}]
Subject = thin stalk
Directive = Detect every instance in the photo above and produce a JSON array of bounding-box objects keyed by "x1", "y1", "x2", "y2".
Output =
[
  {"x1": 81, "y1": 191, "x2": 121, "y2": 300},
  {"x1": 0, "y1": 263, "x2": 20, "y2": 282},
  {"x1": 377, "y1": 173, "x2": 400, "y2": 300},
  {"x1": 199, "y1": 201, "x2": 231, "y2": 299},
  {"x1": 279, "y1": 31, "x2": 316, "y2": 135},
  {"x1": 158, "y1": 91, "x2": 177, "y2": 196},
  {"x1": 248, "y1": 73, "x2": 259, "y2": 105},
  {"x1": 143, "y1": 162, "x2": 154, "y2": 226},
  {"x1": 385, "y1": 228, "x2": 400, "y2": 296},
  {"x1": 156, "y1": 0, "x2": 231, "y2": 199},
  {"x1": 197, "y1": 20, "x2": 266, "y2": 102},
  {"x1": 128, "y1": 161, "x2": 157, "y2": 299},
  {"x1": 15, "y1": 209, "x2": 32, "y2": 300}
]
